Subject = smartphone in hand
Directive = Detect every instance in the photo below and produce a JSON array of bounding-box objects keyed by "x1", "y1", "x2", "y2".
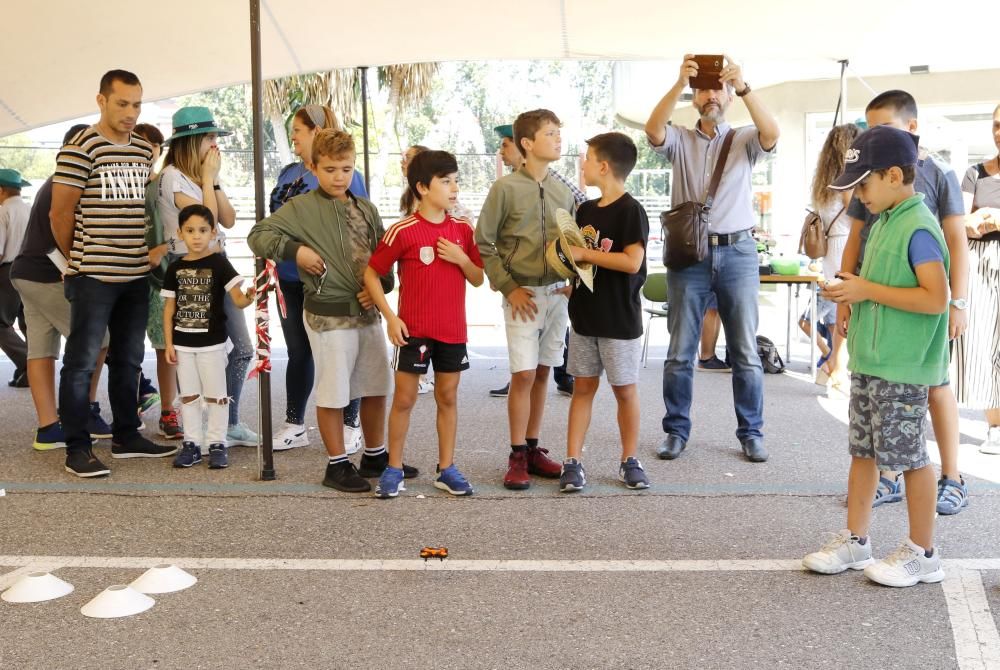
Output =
[{"x1": 690, "y1": 55, "x2": 724, "y2": 90}]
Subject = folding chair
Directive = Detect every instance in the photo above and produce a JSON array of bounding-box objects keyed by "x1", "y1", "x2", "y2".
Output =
[{"x1": 641, "y1": 272, "x2": 668, "y2": 367}]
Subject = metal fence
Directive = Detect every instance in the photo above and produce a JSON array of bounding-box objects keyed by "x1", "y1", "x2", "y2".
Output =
[{"x1": 0, "y1": 145, "x2": 770, "y2": 263}]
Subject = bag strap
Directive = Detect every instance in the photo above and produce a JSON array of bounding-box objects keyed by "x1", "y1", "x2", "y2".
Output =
[
  {"x1": 704, "y1": 128, "x2": 736, "y2": 208},
  {"x1": 823, "y1": 205, "x2": 846, "y2": 236}
]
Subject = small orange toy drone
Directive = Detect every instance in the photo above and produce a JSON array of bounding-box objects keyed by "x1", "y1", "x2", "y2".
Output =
[{"x1": 420, "y1": 546, "x2": 449, "y2": 561}]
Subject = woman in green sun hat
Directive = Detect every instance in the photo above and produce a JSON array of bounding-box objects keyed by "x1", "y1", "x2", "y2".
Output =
[{"x1": 151, "y1": 106, "x2": 258, "y2": 449}]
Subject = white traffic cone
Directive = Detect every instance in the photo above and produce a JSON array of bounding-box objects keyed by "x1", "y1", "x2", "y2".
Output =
[
  {"x1": 80, "y1": 585, "x2": 154, "y2": 618},
  {"x1": 130, "y1": 564, "x2": 197, "y2": 594},
  {"x1": 1, "y1": 571, "x2": 74, "y2": 603}
]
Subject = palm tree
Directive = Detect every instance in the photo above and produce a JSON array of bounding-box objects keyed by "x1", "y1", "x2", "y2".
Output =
[{"x1": 263, "y1": 64, "x2": 438, "y2": 165}]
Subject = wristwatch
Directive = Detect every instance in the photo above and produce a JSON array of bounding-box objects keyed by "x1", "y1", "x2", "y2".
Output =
[
  {"x1": 950, "y1": 298, "x2": 968, "y2": 310},
  {"x1": 736, "y1": 82, "x2": 752, "y2": 97}
]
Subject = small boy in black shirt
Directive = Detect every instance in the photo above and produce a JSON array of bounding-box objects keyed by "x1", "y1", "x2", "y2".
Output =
[
  {"x1": 559, "y1": 132, "x2": 650, "y2": 492},
  {"x1": 162, "y1": 205, "x2": 255, "y2": 469}
]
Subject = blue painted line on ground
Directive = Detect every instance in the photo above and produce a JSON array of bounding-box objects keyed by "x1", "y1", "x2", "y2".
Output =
[{"x1": 2, "y1": 479, "x2": 999, "y2": 497}]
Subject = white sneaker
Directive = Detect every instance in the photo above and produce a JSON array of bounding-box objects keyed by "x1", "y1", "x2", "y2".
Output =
[
  {"x1": 274, "y1": 422, "x2": 309, "y2": 451},
  {"x1": 980, "y1": 426, "x2": 1000, "y2": 455},
  {"x1": 802, "y1": 529, "x2": 874, "y2": 574},
  {"x1": 417, "y1": 379, "x2": 434, "y2": 395},
  {"x1": 864, "y1": 539, "x2": 945, "y2": 587},
  {"x1": 343, "y1": 424, "x2": 363, "y2": 455}
]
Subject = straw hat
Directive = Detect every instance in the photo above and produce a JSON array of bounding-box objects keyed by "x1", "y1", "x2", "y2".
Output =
[{"x1": 544, "y1": 208, "x2": 594, "y2": 291}]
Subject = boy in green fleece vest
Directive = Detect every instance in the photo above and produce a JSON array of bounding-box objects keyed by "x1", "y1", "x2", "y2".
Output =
[
  {"x1": 248, "y1": 129, "x2": 415, "y2": 494},
  {"x1": 475, "y1": 109, "x2": 577, "y2": 490},
  {"x1": 802, "y1": 125, "x2": 951, "y2": 588}
]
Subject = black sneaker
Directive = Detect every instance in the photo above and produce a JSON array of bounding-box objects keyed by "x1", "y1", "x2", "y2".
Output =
[
  {"x1": 358, "y1": 451, "x2": 419, "y2": 479},
  {"x1": 489, "y1": 383, "x2": 510, "y2": 398},
  {"x1": 208, "y1": 443, "x2": 229, "y2": 469},
  {"x1": 65, "y1": 450, "x2": 111, "y2": 478},
  {"x1": 8, "y1": 370, "x2": 29, "y2": 388},
  {"x1": 111, "y1": 434, "x2": 178, "y2": 459},
  {"x1": 322, "y1": 461, "x2": 372, "y2": 492},
  {"x1": 555, "y1": 378, "x2": 574, "y2": 397}
]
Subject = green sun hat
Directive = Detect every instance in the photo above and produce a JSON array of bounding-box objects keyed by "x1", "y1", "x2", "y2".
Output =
[
  {"x1": 0, "y1": 168, "x2": 30, "y2": 188},
  {"x1": 166, "y1": 106, "x2": 232, "y2": 143},
  {"x1": 493, "y1": 124, "x2": 514, "y2": 139}
]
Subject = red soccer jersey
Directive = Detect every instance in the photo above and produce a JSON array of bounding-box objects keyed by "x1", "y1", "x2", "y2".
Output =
[{"x1": 368, "y1": 212, "x2": 483, "y2": 344}]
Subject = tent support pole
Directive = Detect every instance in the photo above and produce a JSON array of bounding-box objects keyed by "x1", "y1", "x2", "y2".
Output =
[
  {"x1": 360, "y1": 66, "x2": 371, "y2": 194},
  {"x1": 250, "y1": 0, "x2": 276, "y2": 481},
  {"x1": 838, "y1": 59, "x2": 849, "y2": 125}
]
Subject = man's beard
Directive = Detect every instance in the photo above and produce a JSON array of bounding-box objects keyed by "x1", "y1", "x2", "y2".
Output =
[{"x1": 698, "y1": 101, "x2": 726, "y2": 122}]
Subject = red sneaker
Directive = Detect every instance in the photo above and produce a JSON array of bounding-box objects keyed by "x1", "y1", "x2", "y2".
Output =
[
  {"x1": 526, "y1": 445, "x2": 562, "y2": 478},
  {"x1": 503, "y1": 450, "x2": 531, "y2": 490},
  {"x1": 157, "y1": 410, "x2": 183, "y2": 440}
]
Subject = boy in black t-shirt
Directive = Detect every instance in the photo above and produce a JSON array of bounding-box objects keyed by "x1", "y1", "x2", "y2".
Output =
[
  {"x1": 162, "y1": 205, "x2": 255, "y2": 469},
  {"x1": 559, "y1": 132, "x2": 651, "y2": 492}
]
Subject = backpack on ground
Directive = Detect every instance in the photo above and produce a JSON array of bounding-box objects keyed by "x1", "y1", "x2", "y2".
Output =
[{"x1": 757, "y1": 335, "x2": 785, "y2": 374}]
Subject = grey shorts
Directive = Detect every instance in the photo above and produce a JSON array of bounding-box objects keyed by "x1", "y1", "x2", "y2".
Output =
[
  {"x1": 304, "y1": 316, "x2": 392, "y2": 409},
  {"x1": 567, "y1": 329, "x2": 642, "y2": 386},
  {"x1": 12, "y1": 277, "x2": 109, "y2": 359},
  {"x1": 848, "y1": 372, "x2": 930, "y2": 471}
]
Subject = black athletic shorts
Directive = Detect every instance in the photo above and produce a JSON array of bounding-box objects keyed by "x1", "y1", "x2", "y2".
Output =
[{"x1": 392, "y1": 337, "x2": 470, "y2": 374}]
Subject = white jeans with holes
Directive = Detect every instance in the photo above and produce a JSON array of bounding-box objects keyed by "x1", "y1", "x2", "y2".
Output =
[{"x1": 176, "y1": 346, "x2": 228, "y2": 448}]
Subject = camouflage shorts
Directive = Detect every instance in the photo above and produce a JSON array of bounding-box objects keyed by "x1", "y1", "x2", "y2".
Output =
[
  {"x1": 147, "y1": 286, "x2": 165, "y2": 350},
  {"x1": 848, "y1": 373, "x2": 930, "y2": 471}
]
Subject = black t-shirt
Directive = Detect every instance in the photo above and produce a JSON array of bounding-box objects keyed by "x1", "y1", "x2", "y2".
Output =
[
  {"x1": 568, "y1": 193, "x2": 649, "y2": 339},
  {"x1": 10, "y1": 177, "x2": 62, "y2": 283},
  {"x1": 161, "y1": 253, "x2": 241, "y2": 349}
]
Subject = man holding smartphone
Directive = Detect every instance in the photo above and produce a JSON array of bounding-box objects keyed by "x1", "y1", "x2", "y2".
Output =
[{"x1": 644, "y1": 54, "x2": 780, "y2": 463}]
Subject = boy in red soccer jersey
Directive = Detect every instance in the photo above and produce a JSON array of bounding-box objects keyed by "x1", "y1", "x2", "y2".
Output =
[{"x1": 364, "y1": 150, "x2": 484, "y2": 498}]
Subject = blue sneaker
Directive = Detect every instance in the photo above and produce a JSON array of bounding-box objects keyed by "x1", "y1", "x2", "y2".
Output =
[
  {"x1": 872, "y1": 475, "x2": 903, "y2": 507},
  {"x1": 375, "y1": 466, "x2": 406, "y2": 499},
  {"x1": 619, "y1": 457, "x2": 650, "y2": 490},
  {"x1": 226, "y1": 422, "x2": 258, "y2": 447},
  {"x1": 434, "y1": 464, "x2": 473, "y2": 496},
  {"x1": 33, "y1": 423, "x2": 67, "y2": 451},
  {"x1": 173, "y1": 442, "x2": 202, "y2": 468},
  {"x1": 936, "y1": 476, "x2": 969, "y2": 515},
  {"x1": 88, "y1": 402, "x2": 113, "y2": 439},
  {"x1": 208, "y1": 443, "x2": 229, "y2": 469},
  {"x1": 559, "y1": 458, "x2": 586, "y2": 493}
]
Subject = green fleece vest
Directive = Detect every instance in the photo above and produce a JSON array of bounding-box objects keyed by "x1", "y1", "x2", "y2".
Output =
[{"x1": 847, "y1": 194, "x2": 950, "y2": 385}]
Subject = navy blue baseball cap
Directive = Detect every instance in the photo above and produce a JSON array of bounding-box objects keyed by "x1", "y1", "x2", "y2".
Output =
[{"x1": 829, "y1": 125, "x2": 920, "y2": 191}]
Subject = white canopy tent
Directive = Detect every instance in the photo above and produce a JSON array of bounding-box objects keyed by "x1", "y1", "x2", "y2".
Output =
[
  {"x1": 5, "y1": 0, "x2": 1000, "y2": 478},
  {"x1": 4, "y1": 0, "x2": 1000, "y2": 136}
]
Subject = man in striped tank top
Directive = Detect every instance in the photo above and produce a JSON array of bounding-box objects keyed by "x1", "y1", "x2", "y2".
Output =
[{"x1": 50, "y1": 70, "x2": 177, "y2": 477}]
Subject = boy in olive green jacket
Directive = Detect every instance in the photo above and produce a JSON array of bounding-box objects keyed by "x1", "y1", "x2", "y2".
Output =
[
  {"x1": 475, "y1": 109, "x2": 576, "y2": 490},
  {"x1": 248, "y1": 129, "x2": 409, "y2": 494}
]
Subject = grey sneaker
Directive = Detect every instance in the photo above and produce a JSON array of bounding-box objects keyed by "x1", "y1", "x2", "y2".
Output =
[
  {"x1": 802, "y1": 530, "x2": 874, "y2": 574},
  {"x1": 559, "y1": 458, "x2": 586, "y2": 493},
  {"x1": 618, "y1": 457, "x2": 650, "y2": 489},
  {"x1": 864, "y1": 539, "x2": 944, "y2": 587}
]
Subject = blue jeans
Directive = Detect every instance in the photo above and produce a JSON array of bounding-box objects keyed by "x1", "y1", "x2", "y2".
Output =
[
  {"x1": 60, "y1": 276, "x2": 148, "y2": 453},
  {"x1": 276, "y1": 277, "x2": 360, "y2": 427},
  {"x1": 661, "y1": 235, "x2": 763, "y2": 442}
]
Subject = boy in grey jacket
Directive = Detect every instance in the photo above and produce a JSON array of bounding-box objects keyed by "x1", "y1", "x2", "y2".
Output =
[
  {"x1": 475, "y1": 109, "x2": 576, "y2": 490},
  {"x1": 248, "y1": 129, "x2": 412, "y2": 493}
]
